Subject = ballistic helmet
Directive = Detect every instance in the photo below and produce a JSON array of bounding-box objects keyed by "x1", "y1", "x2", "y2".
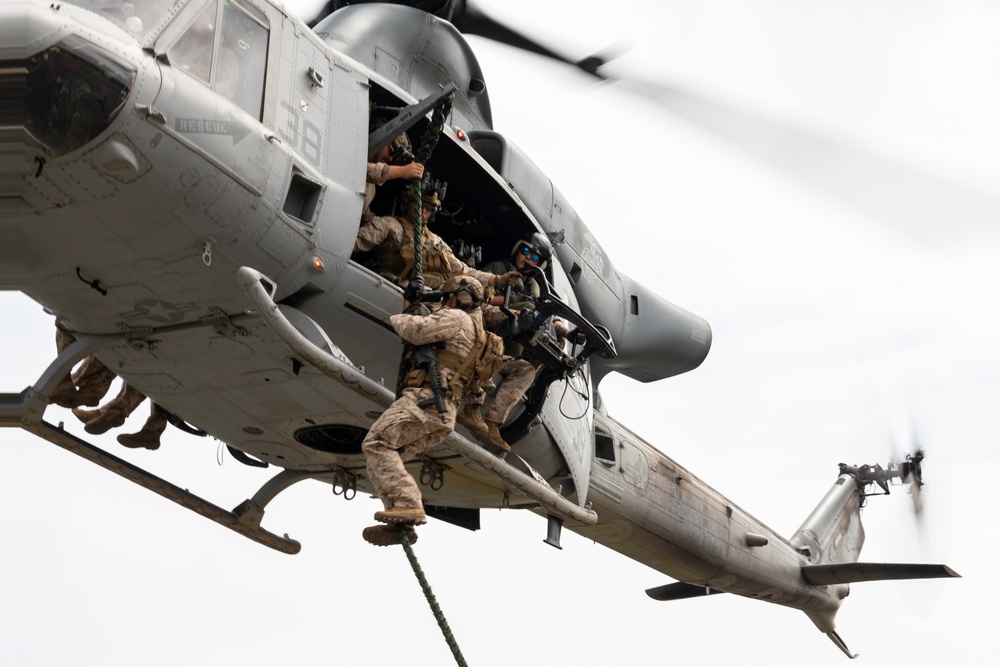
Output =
[
  {"x1": 439, "y1": 276, "x2": 484, "y2": 310},
  {"x1": 404, "y1": 173, "x2": 447, "y2": 211}
]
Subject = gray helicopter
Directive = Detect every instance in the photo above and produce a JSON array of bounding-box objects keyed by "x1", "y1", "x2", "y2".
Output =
[{"x1": 1, "y1": 0, "x2": 959, "y2": 659}]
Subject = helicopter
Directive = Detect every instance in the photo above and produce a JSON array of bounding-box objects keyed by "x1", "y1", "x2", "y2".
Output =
[{"x1": 0, "y1": 0, "x2": 979, "y2": 663}]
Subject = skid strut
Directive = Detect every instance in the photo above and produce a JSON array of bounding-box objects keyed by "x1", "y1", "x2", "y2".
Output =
[
  {"x1": 5, "y1": 413, "x2": 303, "y2": 553},
  {"x1": 4, "y1": 373, "x2": 305, "y2": 554},
  {"x1": 2, "y1": 316, "x2": 310, "y2": 554}
]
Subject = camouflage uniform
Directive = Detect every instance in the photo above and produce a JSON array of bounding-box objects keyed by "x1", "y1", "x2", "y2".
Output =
[
  {"x1": 465, "y1": 260, "x2": 544, "y2": 429},
  {"x1": 354, "y1": 214, "x2": 498, "y2": 289},
  {"x1": 464, "y1": 304, "x2": 537, "y2": 426},
  {"x1": 50, "y1": 324, "x2": 116, "y2": 408},
  {"x1": 361, "y1": 162, "x2": 390, "y2": 224},
  {"x1": 362, "y1": 306, "x2": 498, "y2": 513}
]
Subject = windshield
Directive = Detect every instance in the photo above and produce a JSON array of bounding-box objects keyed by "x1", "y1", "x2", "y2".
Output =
[{"x1": 63, "y1": 0, "x2": 179, "y2": 39}]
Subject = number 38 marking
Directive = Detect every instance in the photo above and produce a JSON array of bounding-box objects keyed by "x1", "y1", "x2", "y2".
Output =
[{"x1": 279, "y1": 100, "x2": 323, "y2": 167}]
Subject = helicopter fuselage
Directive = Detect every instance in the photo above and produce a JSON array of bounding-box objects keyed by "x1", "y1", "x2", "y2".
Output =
[{"x1": 3, "y1": 0, "x2": 848, "y2": 632}]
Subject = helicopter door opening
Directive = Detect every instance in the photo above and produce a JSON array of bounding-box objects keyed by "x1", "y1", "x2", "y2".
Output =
[{"x1": 352, "y1": 84, "x2": 547, "y2": 287}]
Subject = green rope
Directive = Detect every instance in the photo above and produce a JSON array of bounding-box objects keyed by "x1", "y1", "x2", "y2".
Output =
[
  {"x1": 408, "y1": 94, "x2": 454, "y2": 280},
  {"x1": 399, "y1": 526, "x2": 469, "y2": 667},
  {"x1": 396, "y1": 93, "x2": 455, "y2": 399},
  {"x1": 390, "y1": 93, "x2": 465, "y2": 664}
]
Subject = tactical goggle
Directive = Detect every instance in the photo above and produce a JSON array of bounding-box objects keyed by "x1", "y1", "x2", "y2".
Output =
[{"x1": 519, "y1": 246, "x2": 542, "y2": 263}]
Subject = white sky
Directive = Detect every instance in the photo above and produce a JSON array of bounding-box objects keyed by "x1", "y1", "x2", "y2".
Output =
[{"x1": 3, "y1": 1, "x2": 998, "y2": 665}]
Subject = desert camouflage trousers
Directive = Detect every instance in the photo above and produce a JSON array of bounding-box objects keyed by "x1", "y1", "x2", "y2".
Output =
[
  {"x1": 362, "y1": 386, "x2": 459, "y2": 510},
  {"x1": 465, "y1": 358, "x2": 536, "y2": 424}
]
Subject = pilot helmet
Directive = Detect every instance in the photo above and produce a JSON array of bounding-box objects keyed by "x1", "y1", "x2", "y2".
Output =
[
  {"x1": 439, "y1": 276, "x2": 483, "y2": 309},
  {"x1": 511, "y1": 232, "x2": 552, "y2": 270}
]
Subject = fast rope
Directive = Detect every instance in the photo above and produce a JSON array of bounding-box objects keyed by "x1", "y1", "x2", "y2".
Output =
[
  {"x1": 390, "y1": 94, "x2": 467, "y2": 665},
  {"x1": 408, "y1": 92, "x2": 454, "y2": 280},
  {"x1": 396, "y1": 92, "x2": 455, "y2": 398},
  {"x1": 399, "y1": 526, "x2": 469, "y2": 667}
]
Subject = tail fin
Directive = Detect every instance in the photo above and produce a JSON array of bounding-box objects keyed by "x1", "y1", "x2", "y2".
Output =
[
  {"x1": 802, "y1": 562, "x2": 960, "y2": 586},
  {"x1": 794, "y1": 459, "x2": 959, "y2": 658}
]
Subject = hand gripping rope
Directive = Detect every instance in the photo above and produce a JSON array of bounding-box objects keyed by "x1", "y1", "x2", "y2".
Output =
[
  {"x1": 396, "y1": 92, "x2": 455, "y2": 398},
  {"x1": 407, "y1": 91, "x2": 453, "y2": 282},
  {"x1": 393, "y1": 94, "x2": 467, "y2": 665}
]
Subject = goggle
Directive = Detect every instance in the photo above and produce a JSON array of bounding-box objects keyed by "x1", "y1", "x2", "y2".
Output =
[{"x1": 519, "y1": 246, "x2": 542, "y2": 263}]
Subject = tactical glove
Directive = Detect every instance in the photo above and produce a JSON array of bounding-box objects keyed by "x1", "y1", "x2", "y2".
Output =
[
  {"x1": 495, "y1": 271, "x2": 523, "y2": 289},
  {"x1": 403, "y1": 276, "x2": 426, "y2": 303}
]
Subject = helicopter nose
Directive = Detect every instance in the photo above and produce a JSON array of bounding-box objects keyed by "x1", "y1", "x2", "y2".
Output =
[{"x1": 21, "y1": 35, "x2": 137, "y2": 157}]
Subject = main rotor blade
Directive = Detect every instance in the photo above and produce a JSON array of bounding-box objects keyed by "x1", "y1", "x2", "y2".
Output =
[
  {"x1": 453, "y1": 4, "x2": 612, "y2": 76},
  {"x1": 301, "y1": 1, "x2": 999, "y2": 246},
  {"x1": 613, "y1": 78, "x2": 1000, "y2": 247}
]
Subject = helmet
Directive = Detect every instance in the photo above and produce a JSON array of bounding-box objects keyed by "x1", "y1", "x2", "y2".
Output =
[
  {"x1": 511, "y1": 232, "x2": 552, "y2": 270},
  {"x1": 404, "y1": 173, "x2": 447, "y2": 211},
  {"x1": 390, "y1": 132, "x2": 412, "y2": 154},
  {"x1": 370, "y1": 113, "x2": 414, "y2": 164},
  {"x1": 439, "y1": 276, "x2": 483, "y2": 309}
]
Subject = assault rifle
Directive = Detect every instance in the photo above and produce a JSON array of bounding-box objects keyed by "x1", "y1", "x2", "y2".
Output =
[{"x1": 413, "y1": 343, "x2": 449, "y2": 423}]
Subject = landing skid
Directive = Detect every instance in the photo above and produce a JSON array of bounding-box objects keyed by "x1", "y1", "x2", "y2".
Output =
[
  {"x1": 1, "y1": 313, "x2": 305, "y2": 554},
  {"x1": 3, "y1": 408, "x2": 303, "y2": 554}
]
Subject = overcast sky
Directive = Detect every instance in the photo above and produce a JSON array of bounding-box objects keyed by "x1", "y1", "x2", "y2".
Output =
[{"x1": 3, "y1": 1, "x2": 998, "y2": 665}]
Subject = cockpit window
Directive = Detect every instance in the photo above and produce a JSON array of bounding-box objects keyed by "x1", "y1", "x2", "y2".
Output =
[
  {"x1": 167, "y1": 0, "x2": 269, "y2": 119},
  {"x1": 169, "y1": 0, "x2": 218, "y2": 85},
  {"x1": 64, "y1": 0, "x2": 178, "y2": 38},
  {"x1": 220, "y1": 0, "x2": 269, "y2": 119}
]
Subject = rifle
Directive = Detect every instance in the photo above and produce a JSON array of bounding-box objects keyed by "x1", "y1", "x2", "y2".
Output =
[{"x1": 413, "y1": 343, "x2": 449, "y2": 423}]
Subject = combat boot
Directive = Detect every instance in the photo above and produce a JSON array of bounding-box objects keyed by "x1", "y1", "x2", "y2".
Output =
[
  {"x1": 456, "y1": 403, "x2": 488, "y2": 437},
  {"x1": 72, "y1": 384, "x2": 145, "y2": 434},
  {"x1": 481, "y1": 421, "x2": 510, "y2": 457},
  {"x1": 362, "y1": 524, "x2": 418, "y2": 547},
  {"x1": 374, "y1": 507, "x2": 427, "y2": 525},
  {"x1": 49, "y1": 374, "x2": 81, "y2": 408},
  {"x1": 72, "y1": 404, "x2": 129, "y2": 434},
  {"x1": 50, "y1": 327, "x2": 83, "y2": 407},
  {"x1": 116, "y1": 408, "x2": 167, "y2": 450},
  {"x1": 71, "y1": 360, "x2": 116, "y2": 407}
]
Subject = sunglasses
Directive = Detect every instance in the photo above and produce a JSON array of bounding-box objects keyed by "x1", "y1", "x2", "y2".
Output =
[{"x1": 519, "y1": 246, "x2": 541, "y2": 263}]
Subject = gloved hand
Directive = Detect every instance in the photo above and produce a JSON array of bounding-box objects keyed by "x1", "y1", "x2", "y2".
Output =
[
  {"x1": 403, "y1": 276, "x2": 426, "y2": 303},
  {"x1": 495, "y1": 271, "x2": 523, "y2": 289}
]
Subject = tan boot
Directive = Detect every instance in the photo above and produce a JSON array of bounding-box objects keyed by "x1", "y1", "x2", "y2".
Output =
[
  {"x1": 481, "y1": 421, "x2": 510, "y2": 457},
  {"x1": 456, "y1": 402, "x2": 488, "y2": 437},
  {"x1": 374, "y1": 507, "x2": 427, "y2": 525},
  {"x1": 116, "y1": 407, "x2": 167, "y2": 450},
  {"x1": 362, "y1": 524, "x2": 418, "y2": 546},
  {"x1": 72, "y1": 359, "x2": 116, "y2": 407},
  {"x1": 73, "y1": 404, "x2": 128, "y2": 434},
  {"x1": 50, "y1": 327, "x2": 83, "y2": 407},
  {"x1": 49, "y1": 374, "x2": 81, "y2": 408},
  {"x1": 72, "y1": 384, "x2": 145, "y2": 434}
]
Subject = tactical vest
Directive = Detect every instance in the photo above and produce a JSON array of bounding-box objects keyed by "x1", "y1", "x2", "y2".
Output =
[
  {"x1": 377, "y1": 216, "x2": 452, "y2": 287},
  {"x1": 403, "y1": 313, "x2": 503, "y2": 398}
]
